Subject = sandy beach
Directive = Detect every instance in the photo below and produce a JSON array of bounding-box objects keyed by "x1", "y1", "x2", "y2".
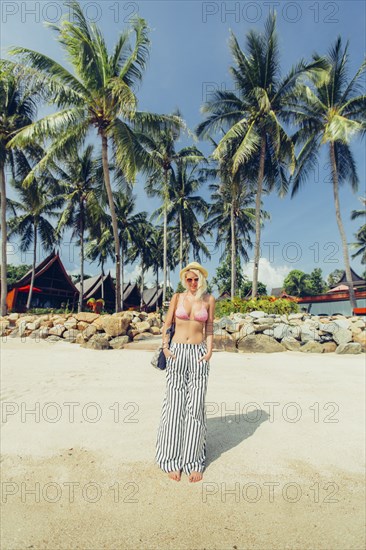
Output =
[{"x1": 1, "y1": 338, "x2": 365, "y2": 550}]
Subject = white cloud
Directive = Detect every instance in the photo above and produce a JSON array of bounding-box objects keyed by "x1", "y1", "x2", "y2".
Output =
[{"x1": 242, "y1": 258, "x2": 291, "y2": 294}]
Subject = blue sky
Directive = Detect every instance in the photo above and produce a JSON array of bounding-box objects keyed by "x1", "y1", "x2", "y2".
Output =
[{"x1": 2, "y1": 0, "x2": 365, "y2": 293}]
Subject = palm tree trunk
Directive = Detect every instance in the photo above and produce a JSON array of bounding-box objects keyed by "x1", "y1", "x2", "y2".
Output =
[
  {"x1": 179, "y1": 209, "x2": 183, "y2": 274},
  {"x1": 0, "y1": 163, "x2": 7, "y2": 316},
  {"x1": 163, "y1": 171, "x2": 168, "y2": 304},
  {"x1": 101, "y1": 132, "x2": 121, "y2": 312},
  {"x1": 26, "y1": 222, "x2": 37, "y2": 310},
  {"x1": 121, "y1": 242, "x2": 124, "y2": 311},
  {"x1": 230, "y1": 199, "x2": 236, "y2": 301},
  {"x1": 101, "y1": 260, "x2": 104, "y2": 300},
  {"x1": 329, "y1": 142, "x2": 357, "y2": 310},
  {"x1": 156, "y1": 267, "x2": 159, "y2": 312},
  {"x1": 251, "y1": 135, "x2": 266, "y2": 299},
  {"x1": 78, "y1": 204, "x2": 84, "y2": 313},
  {"x1": 140, "y1": 263, "x2": 144, "y2": 310}
]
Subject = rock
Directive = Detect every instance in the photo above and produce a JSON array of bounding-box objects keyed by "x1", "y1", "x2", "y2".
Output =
[
  {"x1": 16, "y1": 316, "x2": 35, "y2": 326},
  {"x1": 263, "y1": 328, "x2": 274, "y2": 337},
  {"x1": 127, "y1": 329, "x2": 140, "y2": 339},
  {"x1": 64, "y1": 320, "x2": 77, "y2": 330},
  {"x1": 352, "y1": 319, "x2": 365, "y2": 329},
  {"x1": 45, "y1": 335, "x2": 63, "y2": 343},
  {"x1": 133, "y1": 332, "x2": 156, "y2": 341},
  {"x1": 236, "y1": 324, "x2": 255, "y2": 339},
  {"x1": 353, "y1": 332, "x2": 366, "y2": 349},
  {"x1": 137, "y1": 312, "x2": 149, "y2": 320},
  {"x1": 300, "y1": 341, "x2": 324, "y2": 353},
  {"x1": 281, "y1": 337, "x2": 301, "y2": 351},
  {"x1": 332, "y1": 329, "x2": 353, "y2": 345},
  {"x1": 249, "y1": 311, "x2": 267, "y2": 319},
  {"x1": 8, "y1": 313, "x2": 19, "y2": 321},
  {"x1": 113, "y1": 311, "x2": 134, "y2": 321},
  {"x1": 75, "y1": 333, "x2": 87, "y2": 345},
  {"x1": 76, "y1": 321, "x2": 89, "y2": 331},
  {"x1": 300, "y1": 326, "x2": 320, "y2": 342},
  {"x1": 350, "y1": 326, "x2": 362, "y2": 335},
  {"x1": 237, "y1": 334, "x2": 286, "y2": 353},
  {"x1": 41, "y1": 320, "x2": 54, "y2": 328},
  {"x1": 273, "y1": 323, "x2": 301, "y2": 340},
  {"x1": 252, "y1": 317, "x2": 275, "y2": 326},
  {"x1": 39, "y1": 327, "x2": 49, "y2": 339},
  {"x1": 91, "y1": 317, "x2": 104, "y2": 331},
  {"x1": 215, "y1": 317, "x2": 232, "y2": 330},
  {"x1": 81, "y1": 334, "x2": 110, "y2": 350},
  {"x1": 63, "y1": 330, "x2": 80, "y2": 343},
  {"x1": 83, "y1": 324, "x2": 98, "y2": 339},
  {"x1": 51, "y1": 317, "x2": 65, "y2": 325},
  {"x1": 49, "y1": 324, "x2": 66, "y2": 337},
  {"x1": 102, "y1": 316, "x2": 130, "y2": 337},
  {"x1": 134, "y1": 321, "x2": 151, "y2": 334},
  {"x1": 335, "y1": 343, "x2": 362, "y2": 354},
  {"x1": 149, "y1": 326, "x2": 161, "y2": 335},
  {"x1": 18, "y1": 322, "x2": 27, "y2": 337},
  {"x1": 224, "y1": 320, "x2": 240, "y2": 333},
  {"x1": 26, "y1": 320, "x2": 41, "y2": 331},
  {"x1": 213, "y1": 333, "x2": 237, "y2": 352},
  {"x1": 252, "y1": 323, "x2": 274, "y2": 333},
  {"x1": 75, "y1": 312, "x2": 100, "y2": 323},
  {"x1": 109, "y1": 335, "x2": 130, "y2": 349},
  {"x1": 333, "y1": 319, "x2": 351, "y2": 330},
  {"x1": 288, "y1": 313, "x2": 305, "y2": 320},
  {"x1": 321, "y1": 342, "x2": 337, "y2": 353},
  {"x1": 8, "y1": 328, "x2": 19, "y2": 338}
]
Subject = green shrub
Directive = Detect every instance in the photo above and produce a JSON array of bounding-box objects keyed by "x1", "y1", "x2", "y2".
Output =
[{"x1": 215, "y1": 296, "x2": 299, "y2": 317}]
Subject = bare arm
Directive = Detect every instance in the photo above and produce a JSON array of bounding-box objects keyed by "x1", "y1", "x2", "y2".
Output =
[{"x1": 162, "y1": 293, "x2": 177, "y2": 350}]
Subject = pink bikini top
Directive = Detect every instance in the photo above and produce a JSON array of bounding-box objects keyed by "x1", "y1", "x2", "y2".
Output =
[{"x1": 175, "y1": 293, "x2": 208, "y2": 322}]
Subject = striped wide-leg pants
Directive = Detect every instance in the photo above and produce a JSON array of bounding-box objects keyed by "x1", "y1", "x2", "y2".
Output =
[{"x1": 155, "y1": 341, "x2": 210, "y2": 475}]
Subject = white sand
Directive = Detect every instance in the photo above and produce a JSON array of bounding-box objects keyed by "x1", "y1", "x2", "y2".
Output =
[{"x1": 1, "y1": 338, "x2": 365, "y2": 550}]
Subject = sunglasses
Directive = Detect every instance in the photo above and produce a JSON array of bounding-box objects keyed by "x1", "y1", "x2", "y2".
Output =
[{"x1": 186, "y1": 277, "x2": 199, "y2": 283}]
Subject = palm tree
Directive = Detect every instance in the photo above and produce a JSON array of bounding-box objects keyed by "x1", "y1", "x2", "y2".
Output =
[
  {"x1": 283, "y1": 270, "x2": 311, "y2": 297},
  {"x1": 85, "y1": 225, "x2": 115, "y2": 301},
  {"x1": 351, "y1": 196, "x2": 366, "y2": 225},
  {"x1": 168, "y1": 150, "x2": 210, "y2": 273},
  {"x1": 7, "y1": 155, "x2": 63, "y2": 309},
  {"x1": 127, "y1": 217, "x2": 155, "y2": 309},
  {"x1": 144, "y1": 112, "x2": 197, "y2": 303},
  {"x1": 6, "y1": 0, "x2": 182, "y2": 312},
  {"x1": 0, "y1": 68, "x2": 39, "y2": 314},
  {"x1": 196, "y1": 12, "x2": 325, "y2": 299},
  {"x1": 203, "y1": 158, "x2": 270, "y2": 298},
  {"x1": 114, "y1": 190, "x2": 148, "y2": 310},
  {"x1": 289, "y1": 38, "x2": 366, "y2": 309},
  {"x1": 55, "y1": 144, "x2": 104, "y2": 312},
  {"x1": 148, "y1": 225, "x2": 164, "y2": 311}
]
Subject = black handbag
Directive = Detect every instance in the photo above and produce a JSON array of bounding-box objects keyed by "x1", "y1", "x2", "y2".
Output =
[{"x1": 151, "y1": 297, "x2": 176, "y2": 371}]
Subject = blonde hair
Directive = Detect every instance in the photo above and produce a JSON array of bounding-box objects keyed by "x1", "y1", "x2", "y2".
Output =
[{"x1": 181, "y1": 268, "x2": 207, "y2": 299}]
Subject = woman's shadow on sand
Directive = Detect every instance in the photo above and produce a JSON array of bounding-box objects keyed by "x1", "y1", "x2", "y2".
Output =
[{"x1": 205, "y1": 409, "x2": 269, "y2": 468}]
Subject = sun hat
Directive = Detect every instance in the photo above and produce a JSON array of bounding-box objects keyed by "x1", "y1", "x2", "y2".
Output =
[{"x1": 180, "y1": 262, "x2": 208, "y2": 280}]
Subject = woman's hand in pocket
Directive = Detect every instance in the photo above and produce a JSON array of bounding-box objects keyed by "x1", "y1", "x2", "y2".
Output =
[
  {"x1": 163, "y1": 348, "x2": 176, "y2": 360},
  {"x1": 198, "y1": 351, "x2": 212, "y2": 362}
]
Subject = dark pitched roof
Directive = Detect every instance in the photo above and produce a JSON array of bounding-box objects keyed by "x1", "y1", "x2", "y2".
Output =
[
  {"x1": 123, "y1": 282, "x2": 139, "y2": 301},
  {"x1": 75, "y1": 273, "x2": 115, "y2": 299},
  {"x1": 332, "y1": 268, "x2": 366, "y2": 287},
  {"x1": 143, "y1": 286, "x2": 163, "y2": 307},
  {"x1": 13, "y1": 250, "x2": 79, "y2": 294}
]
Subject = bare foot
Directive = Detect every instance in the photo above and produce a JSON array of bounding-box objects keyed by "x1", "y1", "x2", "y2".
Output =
[
  {"x1": 188, "y1": 471, "x2": 203, "y2": 483},
  {"x1": 168, "y1": 470, "x2": 181, "y2": 481}
]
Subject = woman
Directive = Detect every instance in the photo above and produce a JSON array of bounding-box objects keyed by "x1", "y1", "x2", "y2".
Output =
[{"x1": 155, "y1": 262, "x2": 215, "y2": 483}]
